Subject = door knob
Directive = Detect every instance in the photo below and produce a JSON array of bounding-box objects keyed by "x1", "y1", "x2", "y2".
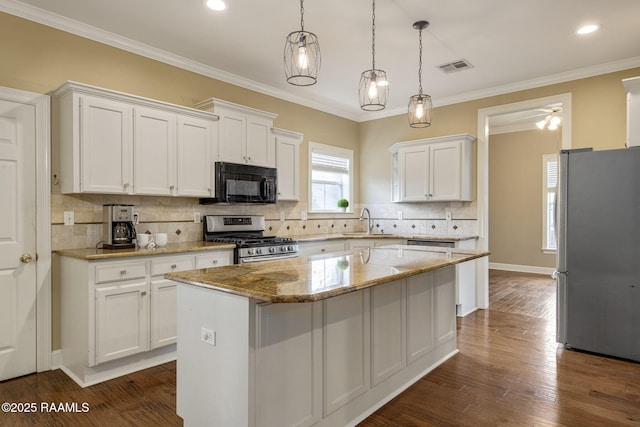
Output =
[{"x1": 20, "y1": 253, "x2": 33, "y2": 263}]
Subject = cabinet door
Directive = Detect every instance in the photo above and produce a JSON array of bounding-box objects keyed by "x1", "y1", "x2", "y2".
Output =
[
  {"x1": 80, "y1": 95, "x2": 133, "y2": 194},
  {"x1": 218, "y1": 111, "x2": 246, "y2": 164},
  {"x1": 134, "y1": 107, "x2": 176, "y2": 196},
  {"x1": 95, "y1": 281, "x2": 149, "y2": 364},
  {"x1": 276, "y1": 135, "x2": 300, "y2": 200},
  {"x1": 430, "y1": 141, "x2": 461, "y2": 201},
  {"x1": 399, "y1": 145, "x2": 429, "y2": 201},
  {"x1": 150, "y1": 278, "x2": 178, "y2": 349},
  {"x1": 246, "y1": 116, "x2": 274, "y2": 167},
  {"x1": 177, "y1": 115, "x2": 213, "y2": 196}
]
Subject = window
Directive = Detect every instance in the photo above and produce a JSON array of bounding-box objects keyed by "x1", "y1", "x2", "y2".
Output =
[
  {"x1": 309, "y1": 142, "x2": 353, "y2": 212},
  {"x1": 543, "y1": 153, "x2": 558, "y2": 252}
]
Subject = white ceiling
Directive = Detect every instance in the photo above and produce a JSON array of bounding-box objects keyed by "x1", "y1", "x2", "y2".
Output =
[{"x1": 3, "y1": 0, "x2": 640, "y2": 122}]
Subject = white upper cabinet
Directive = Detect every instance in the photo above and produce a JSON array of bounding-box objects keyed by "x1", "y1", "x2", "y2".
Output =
[
  {"x1": 195, "y1": 98, "x2": 278, "y2": 167},
  {"x1": 134, "y1": 107, "x2": 176, "y2": 196},
  {"x1": 176, "y1": 115, "x2": 215, "y2": 197},
  {"x1": 75, "y1": 95, "x2": 134, "y2": 194},
  {"x1": 273, "y1": 127, "x2": 303, "y2": 201},
  {"x1": 389, "y1": 134, "x2": 476, "y2": 202},
  {"x1": 55, "y1": 81, "x2": 217, "y2": 196}
]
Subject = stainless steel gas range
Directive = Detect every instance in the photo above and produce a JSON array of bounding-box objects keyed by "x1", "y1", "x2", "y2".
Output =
[{"x1": 203, "y1": 215, "x2": 298, "y2": 264}]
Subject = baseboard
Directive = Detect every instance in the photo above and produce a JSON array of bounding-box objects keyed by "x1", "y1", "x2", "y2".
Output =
[
  {"x1": 489, "y1": 262, "x2": 555, "y2": 276},
  {"x1": 50, "y1": 349, "x2": 62, "y2": 370}
]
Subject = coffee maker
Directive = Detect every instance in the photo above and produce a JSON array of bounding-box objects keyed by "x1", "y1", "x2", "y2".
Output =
[{"x1": 103, "y1": 204, "x2": 137, "y2": 249}]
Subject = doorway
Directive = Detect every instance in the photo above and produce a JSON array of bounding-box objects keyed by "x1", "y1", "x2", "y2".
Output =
[{"x1": 475, "y1": 93, "x2": 572, "y2": 309}]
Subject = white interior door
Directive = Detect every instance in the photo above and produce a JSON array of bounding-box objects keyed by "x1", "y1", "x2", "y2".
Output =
[{"x1": 0, "y1": 98, "x2": 37, "y2": 381}]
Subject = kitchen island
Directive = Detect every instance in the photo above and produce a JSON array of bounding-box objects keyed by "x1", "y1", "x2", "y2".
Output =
[{"x1": 166, "y1": 245, "x2": 489, "y2": 427}]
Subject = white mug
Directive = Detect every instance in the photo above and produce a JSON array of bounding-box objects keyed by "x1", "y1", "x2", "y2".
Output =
[
  {"x1": 154, "y1": 233, "x2": 168, "y2": 248},
  {"x1": 137, "y1": 233, "x2": 153, "y2": 248}
]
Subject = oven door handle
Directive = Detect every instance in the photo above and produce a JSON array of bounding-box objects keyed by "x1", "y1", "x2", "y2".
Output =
[{"x1": 240, "y1": 253, "x2": 299, "y2": 264}]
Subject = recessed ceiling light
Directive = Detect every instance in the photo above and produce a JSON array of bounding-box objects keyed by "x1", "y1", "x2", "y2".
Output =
[
  {"x1": 204, "y1": 0, "x2": 227, "y2": 11},
  {"x1": 577, "y1": 24, "x2": 600, "y2": 35}
]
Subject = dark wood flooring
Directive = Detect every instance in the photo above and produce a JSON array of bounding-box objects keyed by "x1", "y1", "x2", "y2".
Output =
[{"x1": 1, "y1": 270, "x2": 639, "y2": 426}]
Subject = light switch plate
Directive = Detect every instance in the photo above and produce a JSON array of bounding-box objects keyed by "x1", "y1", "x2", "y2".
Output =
[
  {"x1": 445, "y1": 210, "x2": 452, "y2": 221},
  {"x1": 301, "y1": 211, "x2": 308, "y2": 221},
  {"x1": 280, "y1": 211, "x2": 285, "y2": 221},
  {"x1": 194, "y1": 212, "x2": 201, "y2": 223},
  {"x1": 397, "y1": 211, "x2": 403, "y2": 220}
]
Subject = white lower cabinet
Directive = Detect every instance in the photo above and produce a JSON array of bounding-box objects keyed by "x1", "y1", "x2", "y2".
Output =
[
  {"x1": 178, "y1": 268, "x2": 458, "y2": 427},
  {"x1": 59, "y1": 248, "x2": 232, "y2": 387},
  {"x1": 149, "y1": 254, "x2": 196, "y2": 349},
  {"x1": 96, "y1": 280, "x2": 149, "y2": 364}
]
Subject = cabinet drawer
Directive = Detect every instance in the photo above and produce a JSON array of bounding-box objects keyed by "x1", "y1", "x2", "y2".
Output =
[
  {"x1": 150, "y1": 255, "x2": 195, "y2": 276},
  {"x1": 95, "y1": 261, "x2": 147, "y2": 284},
  {"x1": 195, "y1": 251, "x2": 233, "y2": 269}
]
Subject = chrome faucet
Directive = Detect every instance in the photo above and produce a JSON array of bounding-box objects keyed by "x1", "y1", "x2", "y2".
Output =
[{"x1": 359, "y1": 207, "x2": 373, "y2": 234}]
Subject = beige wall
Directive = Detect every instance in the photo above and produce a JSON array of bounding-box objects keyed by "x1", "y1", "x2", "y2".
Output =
[{"x1": 489, "y1": 130, "x2": 561, "y2": 268}]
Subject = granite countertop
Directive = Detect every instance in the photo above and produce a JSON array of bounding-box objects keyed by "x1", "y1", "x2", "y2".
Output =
[
  {"x1": 54, "y1": 241, "x2": 236, "y2": 260},
  {"x1": 294, "y1": 233, "x2": 479, "y2": 242},
  {"x1": 165, "y1": 245, "x2": 490, "y2": 303}
]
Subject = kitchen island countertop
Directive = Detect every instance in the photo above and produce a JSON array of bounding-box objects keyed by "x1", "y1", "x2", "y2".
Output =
[{"x1": 165, "y1": 245, "x2": 489, "y2": 303}]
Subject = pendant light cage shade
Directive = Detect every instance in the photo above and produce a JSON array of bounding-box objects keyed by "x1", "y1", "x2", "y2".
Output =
[
  {"x1": 408, "y1": 94, "x2": 433, "y2": 127},
  {"x1": 408, "y1": 20, "x2": 433, "y2": 127},
  {"x1": 359, "y1": 69, "x2": 389, "y2": 111},
  {"x1": 284, "y1": 30, "x2": 320, "y2": 86}
]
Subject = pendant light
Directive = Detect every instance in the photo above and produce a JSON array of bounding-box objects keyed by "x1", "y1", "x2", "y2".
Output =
[
  {"x1": 358, "y1": 0, "x2": 388, "y2": 111},
  {"x1": 284, "y1": 0, "x2": 320, "y2": 86},
  {"x1": 408, "y1": 21, "x2": 433, "y2": 127}
]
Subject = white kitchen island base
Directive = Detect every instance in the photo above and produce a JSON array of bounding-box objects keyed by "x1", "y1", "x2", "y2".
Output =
[{"x1": 176, "y1": 266, "x2": 457, "y2": 427}]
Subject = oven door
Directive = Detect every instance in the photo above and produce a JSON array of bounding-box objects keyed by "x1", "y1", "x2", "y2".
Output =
[{"x1": 216, "y1": 162, "x2": 277, "y2": 204}]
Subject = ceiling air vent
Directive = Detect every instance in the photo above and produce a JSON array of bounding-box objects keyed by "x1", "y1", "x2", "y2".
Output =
[{"x1": 437, "y1": 59, "x2": 473, "y2": 74}]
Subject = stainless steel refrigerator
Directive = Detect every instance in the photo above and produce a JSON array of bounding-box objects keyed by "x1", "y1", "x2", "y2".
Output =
[{"x1": 556, "y1": 147, "x2": 640, "y2": 362}]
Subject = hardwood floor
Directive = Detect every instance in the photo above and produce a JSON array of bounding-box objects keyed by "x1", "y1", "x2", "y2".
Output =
[
  {"x1": 361, "y1": 270, "x2": 640, "y2": 426},
  {"x1": 1, "y1": 270, "x2": 639, "y2": 426}
]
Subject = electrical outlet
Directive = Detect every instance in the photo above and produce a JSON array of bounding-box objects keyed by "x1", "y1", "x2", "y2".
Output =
[
  {"x1": 63, "y1": 211, "x2": 74, "y2": 226},
  {"x1": 194, "y1": 212, "x2": 201, "y2": 223},
  {"x1": 445, "y1": 210, "x2": 452, "y2": 221},
  {"x1": 397, "y1": 211, "x2": 403, "y2": 220},
  {"x1": 201, "y1": 328, "x2": 216, "y2": 346},
  {"x1": 301, "y1": 211, "x2": 307, "y2": 221},
  {"x1": 280, "y1": 211, "x2": 285, "y2": 221}
]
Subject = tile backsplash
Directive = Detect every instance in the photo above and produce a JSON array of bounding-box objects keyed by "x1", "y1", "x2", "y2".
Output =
[{"x1": 51, "y1": 193, "x2": 477, "y2": 251}]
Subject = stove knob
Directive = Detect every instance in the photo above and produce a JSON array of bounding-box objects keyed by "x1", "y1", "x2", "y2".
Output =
[
  {"x1": 280, "y1": 246, "x2": 287, "y2": 252},
  {"x1": 248, "y1": 248, "x2": 255, "y2": 255},
  {"x1": 269, "y1": 247, "x2": 276, "y2": 253},
  {"x1": 288, "y1": 245, "x2": 294, "y2": 251},
  {"x1": 256, "y1": 248, "x2": 262, "y2": 254}
]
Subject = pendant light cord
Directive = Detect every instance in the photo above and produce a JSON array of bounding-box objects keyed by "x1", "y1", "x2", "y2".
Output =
[
  {"x1": 418, "y1": 26, "x2": 423, "y2": 95},
  {"x1": 300, "y1": 0, "x2": 305, "y2": 31},
  {"x1": 371, "y1": 0, "x2": 376, "y2": 70}
]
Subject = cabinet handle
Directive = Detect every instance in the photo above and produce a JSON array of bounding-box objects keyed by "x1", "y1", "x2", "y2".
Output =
[
  {"x1": 321, "y1": 248, "x2": 326, "y2": 252},
  {"x1": 120, "y1": 270, "x2": 127, "y2": 275},
  {"x1": 123, "y1": 183, "x2": 129, "y2": 188},
  {"x1": 141, "y1": 291, "x2": 147, "y2": 296},
  {"x1": 170, "y1": 185, "x2": 175, "y2": 190},
  {"x1": 212, "y1": 260, "x2": 218, "y2": 265},
  {"x1": 171, "y1": 264, "x2": 177, "y2": 269}
]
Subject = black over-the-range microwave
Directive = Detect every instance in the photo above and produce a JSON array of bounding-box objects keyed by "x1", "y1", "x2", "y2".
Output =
[{"x1": 199, "y1": 162, "x2": 277, "y2": 204}]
